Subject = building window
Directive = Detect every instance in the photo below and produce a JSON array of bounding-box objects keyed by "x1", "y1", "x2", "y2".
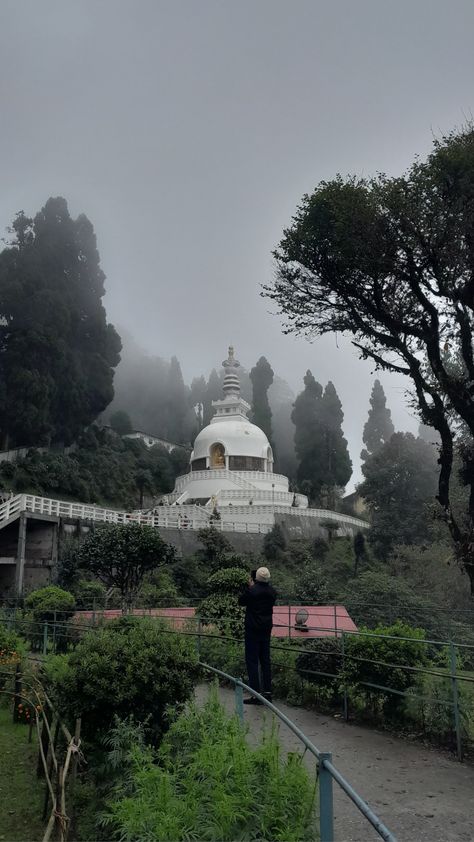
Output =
[
  {"x1": 210, "y1": 443, "x2": 226, "y2": 468},
  {"x1": 229, "y1": 456, "x2": 264, "y2": 471},
  {"x1": 191, "y1": 458, "x2": 207, "y2": 471}
]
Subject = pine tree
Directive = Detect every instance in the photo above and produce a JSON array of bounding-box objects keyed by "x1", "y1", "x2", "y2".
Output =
[
  {"x1": 291, "y1": 371, "x2": 324, "y2": 503},
  {"x1": 361, "y1": 380, "x2": 395, "y2": 462},
  {"x1": 250, "y1": 356, "x2": 274, "y2": 445},
  {"x1": 292, "y1": 373, "x2": 352, "y2": 504},
  {"x1": 319, "y1": 381, "x2": 352, "y2": 502}
]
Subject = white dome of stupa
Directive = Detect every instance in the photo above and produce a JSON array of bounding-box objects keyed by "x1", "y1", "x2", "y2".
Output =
[{"x1": 192, "y1": 418, "x2": 273, "y2": 463}]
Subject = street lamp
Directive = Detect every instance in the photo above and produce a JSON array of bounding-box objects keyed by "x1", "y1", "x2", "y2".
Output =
[{"x1": 272, "y1": 483, "x2": 275, "y2": 507}]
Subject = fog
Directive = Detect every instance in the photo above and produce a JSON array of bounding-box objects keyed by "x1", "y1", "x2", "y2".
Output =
[{"x1": 1, "y1": 0, "x2": 474, "y2": 486}]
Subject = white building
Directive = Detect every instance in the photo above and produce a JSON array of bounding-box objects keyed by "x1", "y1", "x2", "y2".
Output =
[{"x1": 169, "y1": 346, "x2": 308, "y2": 508}]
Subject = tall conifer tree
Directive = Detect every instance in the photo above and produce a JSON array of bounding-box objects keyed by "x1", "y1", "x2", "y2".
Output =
[
  {"x1": 250, "y1": 356, "x2": 274, "y2": 445},
  {"x1": 319, "y1": 381, "x2": 352, "y2": 498},
  {"x1": 361, "y1": 380, "x2": 395, "y2": 462},
  {"x1": 291, "y1": 371, "x2": 324, "y2": 502},
  {"x1": 360, "y1": 380, "x2": 395, "y2": 461},
  {"x1": 0, "y1": 197, "x2": 121, "y2": 448}
]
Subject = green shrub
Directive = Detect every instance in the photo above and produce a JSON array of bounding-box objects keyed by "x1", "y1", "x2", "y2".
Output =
[
  {"x1": 344, "y1": 621, "x2": 427, "y2": 719},
  {"x1": 102, "y1": 687, "x2": 317, "y2": 842},
  {"x1": 135, "y1": 570, "x2": 179, "y2": 608},
  {"x1": 74, "y1": 579, "x2": 107, "y2": 609},
  {"x1": 43, "y1": 616, "x2": 200, "y2": 743},
  {"x1": 199, "y1": 567, "x2": 248, "y2": 637},
  {"x1": 25, "y1": 585, "x2": 76, "y2": 621},
  {"x1": 24, "y1": 585, "x2": 76, "y2": 651},
  {"x1": 296, "y1": 638, "x2": 343, "y2": 702}
]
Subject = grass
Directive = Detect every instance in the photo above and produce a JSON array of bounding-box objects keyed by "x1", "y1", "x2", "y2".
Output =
[{"x1": 0, "y1": 706, "x2": 44, "y2": 842}]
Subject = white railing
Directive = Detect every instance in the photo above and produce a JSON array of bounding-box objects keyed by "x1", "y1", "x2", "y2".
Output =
[
  {"x1": 0, "y1": 494, "x2": 25, "y2": 525},
  {"x1": 0, "y1": 493, "x2": 368, "y2": 534},
  {"x1": 174, "y1": 469, "x2": 289, "y2": 493}
]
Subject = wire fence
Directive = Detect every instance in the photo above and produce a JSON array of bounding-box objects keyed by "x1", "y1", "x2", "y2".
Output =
[{"x1": 2, "y1": 606, "x2": 473, "y2": 761}]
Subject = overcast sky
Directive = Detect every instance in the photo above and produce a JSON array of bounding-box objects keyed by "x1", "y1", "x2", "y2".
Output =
[{"x1": 1, "y1": 0, "x2": 474, "y2": 486}]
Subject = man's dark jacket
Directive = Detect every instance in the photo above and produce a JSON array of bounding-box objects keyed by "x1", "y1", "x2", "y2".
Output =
[{"x1": 238, "y1": 581, "x2": 277, "y2": 635}]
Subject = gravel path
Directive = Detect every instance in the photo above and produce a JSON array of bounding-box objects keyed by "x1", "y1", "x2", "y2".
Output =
[{"x1": 195, "y1": 685, "x2": 474, "y2": 842}]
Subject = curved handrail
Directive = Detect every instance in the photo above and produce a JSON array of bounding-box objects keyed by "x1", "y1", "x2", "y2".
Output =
[{"x1": 200, "y1": 662, "x2": 397, "y2": 842}]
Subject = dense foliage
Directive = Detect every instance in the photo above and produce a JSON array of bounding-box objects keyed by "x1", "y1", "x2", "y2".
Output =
[
  {"x1": 360, "y1": 432, "x2": 439, "y2": 558},
  {"x1": 199, "y1": 567, "x2": 248, "y2": 636},
  {"x1": 344, "y1": 622, "x2": 427, "y2": 717},
  {"x1": 0, "y1": 427, "x2": 188, "y2": 508},
  {"x1": 43, "y1": 616, "x2": 200, "y2": 741},
  {"x1": 0, "y1": 198, "x2": 121, "y2": 449},
  {"x1": 103, "y1": 689, "x2": 316, "y2": 842}
]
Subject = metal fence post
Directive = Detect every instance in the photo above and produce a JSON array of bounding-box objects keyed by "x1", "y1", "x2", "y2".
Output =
[
  {"x1": 341, "y1": 631, "x2": 348, "y2": 722},
  {"x1": 197, "y1": 617, "x2": 202, "y2": 658},
  {"x1": 235, "y1": 680, "x2": 244, "y2": 724},
  {"x1": 319, "y1": 752, "x2": 334, "y2": 842},
  {"x1": 42, "y1": 622, "x2": 48, "y2": 656},
  {"x1": 52, "y1": 610, "x2": 57, "y2": 653},
  {"x1": 449, "y1": 641, "x2": 463, "y2": 761}
]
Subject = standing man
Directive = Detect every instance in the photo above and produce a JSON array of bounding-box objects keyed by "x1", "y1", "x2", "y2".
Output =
[{"x1": 238, "y1": 566, "x2": 277, "y2": 705}]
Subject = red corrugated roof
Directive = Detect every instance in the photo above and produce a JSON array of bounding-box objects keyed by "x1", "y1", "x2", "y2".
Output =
[{"x1": 77, "y1": 605, "x2": 356, "y2": 637}]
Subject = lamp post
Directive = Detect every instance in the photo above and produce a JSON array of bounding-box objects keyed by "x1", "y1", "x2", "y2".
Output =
[{"x1": 272, "y1": 482, "x2": 275, "y2": 507}]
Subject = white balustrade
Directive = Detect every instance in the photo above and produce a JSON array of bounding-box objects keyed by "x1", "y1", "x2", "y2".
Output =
[{"x1": 0, "y1": 493, "x2": 367, "y2": 534}]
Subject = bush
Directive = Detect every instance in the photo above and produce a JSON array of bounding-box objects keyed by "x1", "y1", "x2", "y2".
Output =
[
  {"x1": 198, "y1": 567, "x2": 248, "y2": 637},
  {"x1": 135, "y1": 570, "x2": 179, "y2": 608},
  {"x1": 24, "y1": 585, "x2": 76, "y2": 650},
  {"x1": 344, "y1": 621, "x2": 427, "y2": 719},
  {"x1": 74, "y1": 580, "x2": 107, "y2": 609},
  {"x1": 42, "y1": 616, "x2": 200, "y2": 743},
  {"x1": 296, "y1": 638, "x2": 343, "y2": 702},
  {"x1": 102, "y1": 687, "x2": 316, "y2": 842}
]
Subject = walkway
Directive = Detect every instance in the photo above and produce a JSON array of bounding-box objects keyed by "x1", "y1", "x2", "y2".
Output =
[{"x1": 196, "y1": 685, "x2": 474, "y2": 842}]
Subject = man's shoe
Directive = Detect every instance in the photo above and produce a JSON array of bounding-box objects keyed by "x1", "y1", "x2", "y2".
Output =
[{"x1": 243, "y1": 697, "x2": 263, "y2": 705}]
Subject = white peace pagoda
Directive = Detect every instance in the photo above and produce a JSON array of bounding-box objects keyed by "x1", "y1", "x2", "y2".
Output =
[{"x1": 169, "y1": 347, "x2": 308, "y2": 509}]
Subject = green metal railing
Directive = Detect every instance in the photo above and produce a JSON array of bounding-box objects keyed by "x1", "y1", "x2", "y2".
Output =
[{"x1": 201, "y1": 662, "x2": 396, "y2": 842}]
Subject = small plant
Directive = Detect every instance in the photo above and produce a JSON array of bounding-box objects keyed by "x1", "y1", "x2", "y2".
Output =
[{"x1": 102, "y1": 687, "x2": 317, "y2": 842}]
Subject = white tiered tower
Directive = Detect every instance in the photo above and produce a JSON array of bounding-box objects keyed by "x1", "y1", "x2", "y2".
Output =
[{"x1": 170, "y1": 347, "x2": 308, "y2": 509}]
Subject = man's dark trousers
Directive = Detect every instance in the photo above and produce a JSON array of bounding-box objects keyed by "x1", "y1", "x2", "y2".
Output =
[{"x1": 245, "y1": 632, "x2": 272, "y2": 694}]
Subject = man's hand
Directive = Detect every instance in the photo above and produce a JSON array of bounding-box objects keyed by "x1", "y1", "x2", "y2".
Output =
[{"x1": 248, "y1": 576, "x2": 255, "y2": 587}]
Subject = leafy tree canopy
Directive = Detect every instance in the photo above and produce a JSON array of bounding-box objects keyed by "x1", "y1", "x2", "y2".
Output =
[
  {"x1": 265, "y1": 127, "x2": 474, "y2": 588},
  {"x1": 77, "y1": 523, "x2": 176, "y2": 608},
  {"x1": 0, "y1": 198, "x2": 121, "y2": 448}
]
